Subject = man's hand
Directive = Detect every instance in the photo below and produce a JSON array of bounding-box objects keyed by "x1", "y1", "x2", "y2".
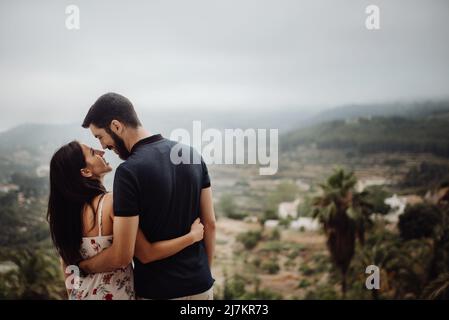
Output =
[{"x1": 134, "y1": 218, "x2": 204, "y2": 264}]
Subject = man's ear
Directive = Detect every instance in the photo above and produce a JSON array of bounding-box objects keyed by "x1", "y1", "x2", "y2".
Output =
[
  {"x1": 80, "y1": 168, "x2": 93, "y2": 178},
  {"x1": 110, "y1": 120, "x2": 124, "y2": 135}
]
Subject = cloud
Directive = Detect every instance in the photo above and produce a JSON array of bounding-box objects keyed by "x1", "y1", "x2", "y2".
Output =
[{"x1": 1, "y1": 0, "x2": 448, "y2": 130}]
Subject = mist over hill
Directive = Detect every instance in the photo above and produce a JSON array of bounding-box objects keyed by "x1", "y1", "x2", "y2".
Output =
[
  {"x1": 2, "y1": 100, "x2": 449, "y2": 176},
  {"x1": 305, "y1": 100, "x2": 449, "y2": 126}
]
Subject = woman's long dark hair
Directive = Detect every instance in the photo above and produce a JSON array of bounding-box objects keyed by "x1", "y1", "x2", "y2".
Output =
[{"x1": 47, "y1": 141, "x2": 106, "y2": 265}]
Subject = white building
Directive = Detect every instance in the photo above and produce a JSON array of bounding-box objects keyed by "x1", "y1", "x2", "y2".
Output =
[
  {"x1": 0, "y1": 184, "x2": 19, "y2": 193},
  {"x1": 264, "y1": 219, "x2": 280, "y2": 229},
  {"x1": 36, "y1": 165, "x2": 50, "y2": 177},
  {"x1": 384, "y1": 194, "x2": 406, "y2": 215},
  {"x1": 278, "y1": 199, "x2": 300, "y2": 219},
  {"x1": 290, "y1": 217, "x2": 320, "y2": 231},
  {"x1": 383, "y1": 194, "x2": 423, "y2": 223},
  {"x1": 244, "y1": 215, "x2": 259, "y2": 223},
  {"x1": 384, "y1": 194, "x2": 406, "y2": 223}
]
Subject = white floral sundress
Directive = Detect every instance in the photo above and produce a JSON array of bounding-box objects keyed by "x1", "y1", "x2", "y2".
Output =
[{"x1": 69, "y1": 195, "x2": 135, "y2": 300}]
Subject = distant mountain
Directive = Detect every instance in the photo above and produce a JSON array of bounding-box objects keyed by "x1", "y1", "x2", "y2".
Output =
[
  {"x1": 0, "y1": 123, "x2": 118, "y2": 186},
  {"x1": 0, "y1": 108, "x2": 313, "y2": 185},
  {"x1": 0, "y1": 107, "x2": 313, "y2": 154},
  {"x1": 0, "y1": 123, "x2": 92, "y2": 152},
  {"x1": 0, "y1": 107, "x2": 315, "y2": 158},
  {"x1": 306, "y1": 100, "x2": 449, "y2": 126},
  {"x1": 281, "y1": 107, "x2": 449, "y2": 158},
  {"x1": 2, "y1": 100, "x2": 449, "y2": 167}
]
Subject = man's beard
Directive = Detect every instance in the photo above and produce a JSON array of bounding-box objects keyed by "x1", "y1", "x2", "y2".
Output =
[{"x1": 107, "y1": 129, "x2": 131, "y2": 160}]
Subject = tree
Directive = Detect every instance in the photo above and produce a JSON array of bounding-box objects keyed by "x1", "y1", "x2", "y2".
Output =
[
  {"x1": 219, "y1": 194, "x2": 246, "y2": 220},
  {"x1": 222, "y1": 272, "x2": 247, "y2": 300},
  {"x1": 10, "y1": 172, "x2": 48, "y2": 198},
  {"x1": 0, "y1": 248, "x2": 66, "y2": 299},
  {"x1": 429, "y1": 205, "x2": 449, "y2": 280},
  {"x1": 398, "y1": 204, "x2": 442, "y2": 241},
  {"x1": 364, "y1": 185, "x2": 391, "y2": 215},
  {"x1": 353, "y1": 226, "x2": 429, "y2": 300},
  {"x1": 312, "y1": 168, "x2": 373, "y2": 298},
  {"x1": 422, "y1": 272, "x2": 449, "y2": 299},
  {"x1": 260, "y1": 209, "x2": 278, "y2": 227},
  {"x1": 10, "y1": 249, "x2": 65, "y2": 299}
]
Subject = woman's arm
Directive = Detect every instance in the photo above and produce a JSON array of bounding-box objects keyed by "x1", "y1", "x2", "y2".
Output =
[
  {"x1": 134, "y1": 218, "x2": 204, "y2": 264},
  {"x1": 79, "y1": 193, "x2": 139, "y2": 274}
]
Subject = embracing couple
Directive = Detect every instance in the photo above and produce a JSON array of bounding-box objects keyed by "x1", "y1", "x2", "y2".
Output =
[{"x1": 47, "y1": 93, "x2": 216, "y2": 300}]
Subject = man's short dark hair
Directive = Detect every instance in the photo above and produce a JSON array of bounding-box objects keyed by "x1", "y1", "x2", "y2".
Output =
[{"x1": 82, "y1": 92, "x2": 142, "y2": 129}]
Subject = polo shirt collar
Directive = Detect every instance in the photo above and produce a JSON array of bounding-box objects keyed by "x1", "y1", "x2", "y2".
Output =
[{"x1": 130, "y1": 134, "x2": 163, "y2": 154}]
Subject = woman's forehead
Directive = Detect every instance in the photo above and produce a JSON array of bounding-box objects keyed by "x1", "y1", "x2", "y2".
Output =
[{"x1": 79, "y1": 143, "x2": 91, "y2": 152}]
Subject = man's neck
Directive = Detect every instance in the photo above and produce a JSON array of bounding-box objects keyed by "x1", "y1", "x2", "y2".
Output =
[{"x1": 126, "y1": 126, "x2": 151, "y2": 152}]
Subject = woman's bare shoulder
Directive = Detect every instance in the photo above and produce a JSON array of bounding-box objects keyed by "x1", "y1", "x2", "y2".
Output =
[{"x1": 102, "y1": 192, "x2": 114, "y2": 219}]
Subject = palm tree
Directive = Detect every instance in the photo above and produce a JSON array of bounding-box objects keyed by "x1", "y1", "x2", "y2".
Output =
[
  {"x1": 358, "y1": 236, "x2": 399, "y2": 299},
  {"x1": 357, "y1": 229, "x2": 428, "y2": 299},
  {"x1": 422, "y1": 272, "x2": 449, "y2": 299},
  {"x1": 312, "y1": 168, "x2": 373, "y2": 298},
  {"x1": 8, "y1": 248, "x2": 66, "y2": 299}
]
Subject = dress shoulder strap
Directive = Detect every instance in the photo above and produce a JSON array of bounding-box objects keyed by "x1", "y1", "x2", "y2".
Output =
[{"x1": 97, "y1": 193, "x2": 107, "y2": 237}]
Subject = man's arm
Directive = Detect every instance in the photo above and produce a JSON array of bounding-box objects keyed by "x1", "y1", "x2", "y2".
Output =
[
  {"x1": 200, "y1": 187, "x2": 216, "y2": 267},
  {"x1": 79, "y1": 215, "x2": 139, "y2": 274},
  {"x1": 134, "y1": 218, "x2": 204, "y2": 264}
]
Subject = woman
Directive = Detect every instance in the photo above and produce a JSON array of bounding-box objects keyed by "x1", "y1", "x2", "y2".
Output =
[{"x1": 47, "y1": 141, "x2": 204, "y2": 300}]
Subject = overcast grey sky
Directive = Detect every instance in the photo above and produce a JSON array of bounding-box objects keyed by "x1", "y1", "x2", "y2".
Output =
[{"x1": 1, "y1": 0, "x2": 448, "y2": 131}]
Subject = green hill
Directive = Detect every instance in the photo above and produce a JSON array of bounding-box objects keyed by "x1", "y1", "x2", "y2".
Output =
[
  {"x1": 308, "y1": 100, "x2": 449, "y2": 125},
  {"x1": 281, "y1": 116, "x2": 449, "y2": 158}
]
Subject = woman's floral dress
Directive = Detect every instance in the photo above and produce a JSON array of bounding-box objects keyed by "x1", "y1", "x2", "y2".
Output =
[{"x1": 68, "y1": 195, "x2": 135, "y2": 300}]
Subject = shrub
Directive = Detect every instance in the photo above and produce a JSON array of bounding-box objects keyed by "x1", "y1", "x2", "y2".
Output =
[
  {"x1": 269, "y1": 228, "x2": 281, "y2": 241},
  {"x1": 261, "y1": 260, "x2": 280, "y2": 274},
  {"x1": 365, "y1": 185, "x2": 391, "y2": 215},
  {"x1": 237, "y1": 231, "x2": 262, "y2": 250},
  {"x1": 223, "y1": 274, "x2": 247, "y2": 300},
  {"x1": 299, "y1": 264, "x2": 315, "y2": 276},
  {"x1": 227, "y1": 211, "x2": 248, "y2": 220},
  {"x1": 260, "y1": 209, "x2": 278, "y2": 225},
  {"x1": 304, "y1": 285, "x2": 338, "y2": 300},
  {"x1": 298, "y1": 279, "x2": 311, "y2": 289},
  {"x1": 260, "y1": 241, "x2": 286, "y2": 253},
  {"x1": 252, "y1": 258, "x2": 261, "y2": 268},
  {"x1": 219, "y1": 194, "x2": 239, "y2": 219},
  {"x1": 288, "y1": 248, "x2": 301, "y2": 259},
  {"x1": 243, "y1": 289, "x2": 283, "y2": 300}
]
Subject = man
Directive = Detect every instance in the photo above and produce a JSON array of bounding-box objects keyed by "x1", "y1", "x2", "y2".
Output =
[{"x1": 79, "y1": 92, "x2": 216, "y2": 299}]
